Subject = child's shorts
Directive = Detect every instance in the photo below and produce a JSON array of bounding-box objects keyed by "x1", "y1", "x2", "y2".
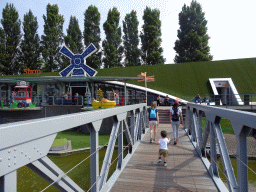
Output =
[{"x1": 159, "y1": 149, "x2": 168, "y2": 157}]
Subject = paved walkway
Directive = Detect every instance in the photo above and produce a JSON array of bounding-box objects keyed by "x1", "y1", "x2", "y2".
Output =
[{"x1": 111, "y1": 124, "x2": 218, "y2": 192}]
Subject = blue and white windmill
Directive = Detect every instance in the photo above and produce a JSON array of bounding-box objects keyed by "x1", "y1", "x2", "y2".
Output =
[{"x1": 59, "y1": 43, "x2": 98, "y2": 77}]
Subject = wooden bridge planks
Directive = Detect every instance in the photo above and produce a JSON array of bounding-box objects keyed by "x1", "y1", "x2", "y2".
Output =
[{"x1": 111, "y1": 124, "x2": 218, "y2": 192}]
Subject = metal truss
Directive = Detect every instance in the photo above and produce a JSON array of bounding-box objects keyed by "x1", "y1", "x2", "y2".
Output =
[
  {"x1": 0, "y1": 103, "x2": 147, "y2": 192},
  {"x1": 185, "y1": 103, "x2": 255, "y2": 192}
]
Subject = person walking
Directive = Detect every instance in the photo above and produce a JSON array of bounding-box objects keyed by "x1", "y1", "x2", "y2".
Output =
[
  {"x1": 152, "y1": 130, "x2": 170, "y2": 167},
  {"x1": 157, "y1": 95, "x2": 161, "y2": 106},
  {"x1": 148, "y1": 101, "x2": 159, "y2": 143},
  {"x1": 170, "y1": 100, "x2": 184, "y2": 145}
]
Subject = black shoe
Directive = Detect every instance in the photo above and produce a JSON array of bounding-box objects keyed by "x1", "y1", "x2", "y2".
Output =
[{"x1": 174, "y1": 141, "x2": 177, "y2": 145}]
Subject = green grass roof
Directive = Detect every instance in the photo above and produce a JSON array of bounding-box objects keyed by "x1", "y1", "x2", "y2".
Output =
[{"x1": 2, "y1": 57, "x2": 256, "y2": 98}]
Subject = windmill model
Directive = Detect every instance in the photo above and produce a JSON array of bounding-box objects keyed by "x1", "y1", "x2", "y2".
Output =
[{"x1": 59, "y1": 43, "x2": 98, "y2": 77}]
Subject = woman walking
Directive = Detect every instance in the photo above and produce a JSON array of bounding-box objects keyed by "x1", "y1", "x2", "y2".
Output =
[
  {"x1": 170, "y1": 100, "x2": 184, "y2": 145},
  {"x1": 148, "y1": 101, "x2": 159, "y2": 143}
]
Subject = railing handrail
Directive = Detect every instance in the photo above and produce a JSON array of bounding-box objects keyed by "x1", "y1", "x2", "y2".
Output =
[
  {"x1": 185, "y1": 102, "x2": 255, "y2": 192},
  {"x1": 0, "y1": 103, "x2": 146, "y2": 151}
]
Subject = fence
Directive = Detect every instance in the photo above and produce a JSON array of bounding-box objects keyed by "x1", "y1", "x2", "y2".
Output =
[
  {"x1": 185, "y1": 102, "x2": 256, "y2": 192},
  {"x1": 182, "y1": 94, "x2": 256, "y2": 106},
  {"x1": 0, "y1": 95, "x2": 147, "y2": 108},
  {"x1": 0, "y1": 103, "x2": 147, "y2": 192}
]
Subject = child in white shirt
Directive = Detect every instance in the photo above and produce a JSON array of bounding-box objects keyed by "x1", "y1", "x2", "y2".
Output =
[{"x1": 152, "y1": 130, "x2": 170, "y2": 166}]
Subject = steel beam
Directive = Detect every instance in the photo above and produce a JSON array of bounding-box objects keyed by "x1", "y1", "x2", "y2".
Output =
[
  {"x1": 118, "y1": 121, "x2": 123, "y2": 169},
  {"x1": 236, "y1": 127, "x2": 249, "y2": 192},
  {"x1": 99, "y1": 121, "x2": 120, "y2": 190},
  {"x1": 0, "y1": 170, "x2": 16, "y2": 192},
  {"x1": 87, "y1": 121, "x2": 102, "y2": 192},
  {"x1": 27, "y1": 156, "x2": 83, "y2": 192}
]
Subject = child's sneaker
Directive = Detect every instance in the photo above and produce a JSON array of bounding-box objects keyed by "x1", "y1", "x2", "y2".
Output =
[
  {"x1": 158, "y1": 157, "x2": 162, "y2": 163},
  {"x1": 150, "y1": 138, "x2": 153, "y2": 143},
  {"x1": 163, "y1": 162, "x2": 167, "y2": 167}
]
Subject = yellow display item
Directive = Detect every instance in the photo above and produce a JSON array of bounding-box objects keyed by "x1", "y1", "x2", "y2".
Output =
[
  {"x1": 92, "y1": 101, "x2": 101, "y2": 109},
  {"x1": 92, "y1": 100, "x2": 116, "y2": 109},
  {"x1": 102, "y1": 100, "x2": 116, "y2": 108}
]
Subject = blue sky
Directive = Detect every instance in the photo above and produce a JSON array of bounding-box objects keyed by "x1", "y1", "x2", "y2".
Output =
[{"x1": 0, "y1": 0, "x2": 256, "y2": 64}]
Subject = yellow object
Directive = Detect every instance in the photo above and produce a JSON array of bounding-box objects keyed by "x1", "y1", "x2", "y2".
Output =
[
  {"x1": 92, "y1": 100, "x2": 116, "y2": 109},
  {"x1": 102, "y1": 100, "x2": 116, "y2": 108}
]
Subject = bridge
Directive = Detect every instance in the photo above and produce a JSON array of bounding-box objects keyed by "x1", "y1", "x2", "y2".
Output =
[{"x1": 0, "y1": 102, "x2": 255, "y2": 192}]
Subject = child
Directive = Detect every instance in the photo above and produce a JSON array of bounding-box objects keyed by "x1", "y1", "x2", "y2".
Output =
[
  {"x1": 147, "y1": 101, "x2": 159, "y2": 143},
  {"x1": 152, "y1": 130, "x2": 170, "y2": 166}
]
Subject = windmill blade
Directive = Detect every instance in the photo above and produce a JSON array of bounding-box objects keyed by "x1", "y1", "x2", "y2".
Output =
[
  {"x1": 59, "y1": 65, "x2": 74, "y2": 77},
  {"x1": 81, "y1": 43, "x2": 97, "y2": 59},
  {"x1": 80, "y1": 64, "x2": 97, "y2": 77},
  {"x1": 60, "y1": 46, "x2": 74, "y2": 59}
]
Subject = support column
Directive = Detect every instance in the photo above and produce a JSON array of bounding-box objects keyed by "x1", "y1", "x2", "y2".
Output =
[
  {"x1": 237, "y1": 127, "x2": 249, "y2": 192},
  {"x1": 210, "y1": 122, "x2": 218, "y2": 177},
  {"x1": 0, "y1": 170, "x2": 17, "y2": 192},
  {"x1": 198, "y1": 110, "x2": 203, "y2": 148},
  {"x1": 130, "y1": 110, "x2": 135, "y2": 145},
  {"x1": 138, "y1": 112, "x2": 142, "y2": 141},
  {"x1": 86, "y1": 120, "x2": 102, "y2": 192},
  {"x1": 192, "y1": 111, "x2": 196, "y2": 142},
  {"x1": 118, "y1": 121, "x2": 123, "y2": 169}
]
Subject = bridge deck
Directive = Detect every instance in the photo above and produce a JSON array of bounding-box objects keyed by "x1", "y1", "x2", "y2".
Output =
[{"x1": 111, "y1": 124, "x2": 218, "y2": 192}]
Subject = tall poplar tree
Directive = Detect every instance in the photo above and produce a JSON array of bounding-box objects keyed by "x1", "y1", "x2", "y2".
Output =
[
  {"x1": 61, "y1": 16, "x2": 83, "y2": 70},
  {"x1": 174, "y1": 0, "x2": 213, "y2": 63},
  {"x1": 102, "y1": 7, "x2": 123, "y2": 68},
  {"x1": 19, "y1": 10, "x2": 41, "y2": 71},
  {"x1": 0, "y1": 3, "x2": 21, "y2": 75},
  {"x1": 123, "y1": 10, "x2": 141, "y2": 67},
  {"x1": 41, "y1": 4, "x2": 64, "y2": 72},
  {"x1": 140, "y1": 7, "x2": 165, "y2": 65},
  {"x1": 84, "y1": 5, "x2": 101, "y2": 69}
]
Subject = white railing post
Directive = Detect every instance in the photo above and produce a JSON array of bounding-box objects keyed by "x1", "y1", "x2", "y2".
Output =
[
  {"x1": 0, "y1": 170, "x2": 17, "y2": 192},
  {"x1": 130, "y1": 110, "x2": 135, "y2": 145},
  {"x1": 210, "y1": 122, "x2": 219, "y2": 177},
  {"x1": 236, "y1": 127, "x2": 249, "y2": 192},
  {"x1": 87, "y1": 120, "x2": 102, "y2": 192},
  {"x1": 118, "y1": 121, "x2": 123, "y2": 169}
]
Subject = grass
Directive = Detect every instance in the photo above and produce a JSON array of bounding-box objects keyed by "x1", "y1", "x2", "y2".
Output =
[
  {"x1": 51, "y1": 138, "x2": 68, "y2": 147},
  {"x1": 2, "y1": 57, "x2": 256, "y2": 99},
  {"x1": 55, "y1": 130, "x2": 111, "y2": 149},
  {"x1": 201, "y1": 117, "x2": 234, "y2": 134}
]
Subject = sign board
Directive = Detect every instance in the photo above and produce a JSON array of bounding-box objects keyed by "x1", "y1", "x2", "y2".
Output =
[
  {"x1": 59, "y1": 44, "x2": 98, "y2": 77},
  {"x1": 23, "y1": 68, "x2": 41, "y2": 76},
  {"x1": 214, "y1": 81, "x2": 229, "y2": 87}
]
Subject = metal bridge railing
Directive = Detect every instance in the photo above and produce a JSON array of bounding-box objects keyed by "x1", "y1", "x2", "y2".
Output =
[
  {"x1": 0, "y1": 103, "x2": 148, "y2": 192},
  {"x1": 185, "y1": 102, "x2": 256, "y2": 192},
  {"x1": 182, "y1": 94, "x2": 256, "y2": 106}
]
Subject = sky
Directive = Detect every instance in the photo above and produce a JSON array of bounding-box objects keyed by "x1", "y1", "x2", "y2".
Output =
[{"x1": 0, "y1": 0, "x2": 256, "y2": 64}]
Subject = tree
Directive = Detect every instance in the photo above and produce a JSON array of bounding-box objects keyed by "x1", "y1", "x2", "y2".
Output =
[
  {"x1": 41, "y1": 3, "x2": 64, "y2": 72},
  {"x1": 140, "y1": 7, "x2": 165, "y2": 65},
  {"x1": 123, "y1": 10, "x2": 141, "y2": 67},
  {"x1": 19, "y1": 9, "x2": 41, "y2": 71},
  {"x1": 102, "y1": 7, "x2": 123, "y2": 68},
  {"x1": 174, "y1": 0, "x2": 213, "y2": 63},
  {"x1": 61, "y1": 16, "x2": 83, "y2": 70},
  {"x1": 84, "y1": 5, "x2": 101, "y2": 69},
  {"x1": 0, "y1": 3, "x2": 21, "y2": 75}
]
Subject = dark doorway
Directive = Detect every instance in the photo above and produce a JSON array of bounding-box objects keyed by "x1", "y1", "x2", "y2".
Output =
[{"x1": 71, "y1": 87, "x2": 86, "y2": 97}]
